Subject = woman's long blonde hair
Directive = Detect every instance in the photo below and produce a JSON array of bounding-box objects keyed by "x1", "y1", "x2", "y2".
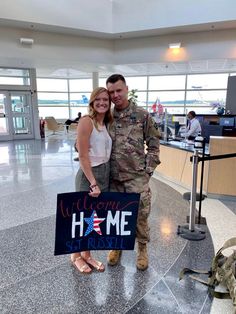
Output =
[{"x1": 88, "y1": 87, "x2": 113, "y2": 130}]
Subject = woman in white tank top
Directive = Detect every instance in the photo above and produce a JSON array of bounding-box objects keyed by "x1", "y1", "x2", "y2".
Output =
[{"x1": 71, "y1": 87, "x2": 113, "y2": 274}]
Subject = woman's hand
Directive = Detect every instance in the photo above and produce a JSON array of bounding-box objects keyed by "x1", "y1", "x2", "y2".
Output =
[{"x1": 88, "y1": 184, "x2": 101, "y2": 197}]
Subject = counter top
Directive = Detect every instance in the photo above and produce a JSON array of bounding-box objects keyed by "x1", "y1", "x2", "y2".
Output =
[
  {"x1": 157, "y1": 136, "x2": 236, "y2": 197},
  {"x1": 160, "y1": 139, "x2": 209, "y2": 155}
]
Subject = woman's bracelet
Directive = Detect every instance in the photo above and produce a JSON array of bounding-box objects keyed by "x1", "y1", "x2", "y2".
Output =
[{"x1": 90, "y1": 184, "x2": 97, "y2": 190}]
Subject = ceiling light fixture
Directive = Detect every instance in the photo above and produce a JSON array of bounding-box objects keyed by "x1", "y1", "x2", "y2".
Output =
[
  {"x1": 20, "y1": 37, "x2": 34, "y2": 45},
  {"x1": 169, "y1": 42, "x2": 181, "y2": 49}
]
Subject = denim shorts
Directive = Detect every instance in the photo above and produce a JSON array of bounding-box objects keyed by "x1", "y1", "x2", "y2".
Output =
[{"x1": 75, "y1": 161, "x2": 110, "y2": 192}]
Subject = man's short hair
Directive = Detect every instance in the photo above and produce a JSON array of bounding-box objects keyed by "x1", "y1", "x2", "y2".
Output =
[
  {"x1": 106, "y1": 74, "x2": 126, "y2": 85},
  {"x1": 188, "y1": 111, "x2": 196, "y2": 118}
]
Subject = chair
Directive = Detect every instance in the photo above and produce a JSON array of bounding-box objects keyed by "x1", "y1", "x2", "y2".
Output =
[{"x1": 45, "y1": 117, "x2": 64, "y2": 135}]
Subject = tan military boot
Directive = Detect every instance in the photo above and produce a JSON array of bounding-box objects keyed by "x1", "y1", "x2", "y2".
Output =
[
  {"x1": 136, "y1": 243, "x2": 148, "y2": 270},
  {"x1": 107, "y1": 250, "x2": 122, "y2": 266}
]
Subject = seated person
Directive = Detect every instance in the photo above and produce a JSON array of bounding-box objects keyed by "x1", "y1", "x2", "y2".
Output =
[
  {"x1": 64, "y1": 112, "x2": 82, "y2": 132},
  {"x1": 182, "y1": 111, "x2": 201, "y2": 140}
]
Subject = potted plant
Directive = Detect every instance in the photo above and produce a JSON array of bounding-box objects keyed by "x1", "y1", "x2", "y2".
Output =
[
  {"x1": 210, "y1": 101, "x2": 225, "y2": 116},
  {"x1": 128, "y1": 89, "x2": 138, "y2": 104}
]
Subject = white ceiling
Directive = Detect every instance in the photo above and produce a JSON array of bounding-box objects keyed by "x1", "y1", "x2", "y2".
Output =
[{"x1": 1, "y1": 0, "x2": 236, "y2": 78}]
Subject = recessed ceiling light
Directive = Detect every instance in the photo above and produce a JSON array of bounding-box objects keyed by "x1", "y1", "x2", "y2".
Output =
[
  {"x1": 20, "y1": 37, "x2": 34, "y2": 45},
  {"x1": 169, "y1": 42, "x2": 181, "y2": 49}
]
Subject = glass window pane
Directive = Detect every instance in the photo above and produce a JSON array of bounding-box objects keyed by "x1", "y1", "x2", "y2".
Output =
[
  {"x1": 133, "y1": 92, "x2": 147, "y2": 106},
  {"x1": 0, "y1": 68, "x2": 29, "y2": 77},
  {"x1": 148, "y1": 106, "x2": 185, "y2": 114},
  {"x1": 37, "y1": 79, "x2": 68, "y2": 92},
  {"x1": 99, "y1": 78, "x2": 106, "y2": 87},
  {"x1": 70, "y1": 93, "x2": 90, "y2": 105},
  {"x1": 38, "y1": 93, "x2": 68, "y2": 106},
  {"x1": 0, "y1": 118, "x2": 8, "y2": 134},
  {"x1": 99, "y1": 77, "x2": 148, "y2": 91},
  {"x1": 70, "y1": 107, "x2": 88, "y2": 117},
  {"x1": 125, "y1": 77, "x2": 147, "y2": 90},
  {"x1": 148, "y1": 91, "x2": 185, "y2": 106},
  {"x1": 187, "y1": 74, "x2": 228, "y2": 89},
  {"x1": 13, "y1": 117, "x2": 31, "y2": 134},
  {"x1": 38, "y1": 107, "x2": 69, "y2": 119},
  {"x1": 186, "y1": 90, "x2": 226, "y2": 107},
  {"x1": 149, "y1": 75, "x2": 186, "y2": 90},
  {"x1": 163, "y1": 107, "x2": 185, "y2": 114},
  {"x1": 185, "y1": 107, "x2": 216, "y2": 115},
  {"x1": 69, "y1": 79, "x2": 92, "y2": 92},
  {"x1": 0, "y1": 77, "x2": 29, "y2": 85},
  {"x1": 11, "y1": 95, "x2": 30, "y2": 114}
]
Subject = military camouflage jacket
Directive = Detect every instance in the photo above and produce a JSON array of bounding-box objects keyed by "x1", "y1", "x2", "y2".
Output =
[{"x1": 109, "y1": 101, "x2": 161, "y2": 181}]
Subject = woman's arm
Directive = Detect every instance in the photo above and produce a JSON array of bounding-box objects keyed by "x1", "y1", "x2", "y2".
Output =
[{"x1": 76, "y1": 117, "x2": 100, "y2": 197}]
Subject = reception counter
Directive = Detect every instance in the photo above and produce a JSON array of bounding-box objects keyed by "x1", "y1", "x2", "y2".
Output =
[{"x1": 155, "y1": 137, "x2": 236, "y2": 197}]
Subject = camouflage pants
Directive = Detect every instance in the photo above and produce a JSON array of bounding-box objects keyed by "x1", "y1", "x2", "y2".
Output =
[{"x1": 110, "y1": 176, "x2": 151, "y2": 244}]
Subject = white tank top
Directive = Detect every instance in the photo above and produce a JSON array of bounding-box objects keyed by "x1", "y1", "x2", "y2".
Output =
[{"x1": 89, "y1": 123, "x2": 112, "y2": 167}]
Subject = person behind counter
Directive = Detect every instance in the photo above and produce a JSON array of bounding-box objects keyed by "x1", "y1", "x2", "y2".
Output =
[{"x1": 184, "y1": 111, "x2": 202, "y2": 140}]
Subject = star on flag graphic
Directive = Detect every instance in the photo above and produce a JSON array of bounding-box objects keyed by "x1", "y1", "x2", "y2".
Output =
[{"x1": 84, "y1": 210, "x2": 105, "y2": 236}]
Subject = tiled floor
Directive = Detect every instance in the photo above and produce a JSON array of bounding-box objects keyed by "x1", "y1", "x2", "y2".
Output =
[{"x1": 0, "y1": 137, "x2": 235, "y2": 313}]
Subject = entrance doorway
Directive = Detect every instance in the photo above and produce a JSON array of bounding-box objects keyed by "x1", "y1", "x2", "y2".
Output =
[{"x1": 0, "y1": 91, "x2": 34, "y2": 141}]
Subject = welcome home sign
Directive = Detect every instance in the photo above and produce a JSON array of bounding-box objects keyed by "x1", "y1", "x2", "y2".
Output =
[{"x1": 54, "y1": 192, "x2": 140, "y2": 255}]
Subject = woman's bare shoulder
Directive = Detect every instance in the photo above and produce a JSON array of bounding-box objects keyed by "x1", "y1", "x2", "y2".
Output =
[{"x1": 78, "y1": 116, "x2": 93, "y2": 131}]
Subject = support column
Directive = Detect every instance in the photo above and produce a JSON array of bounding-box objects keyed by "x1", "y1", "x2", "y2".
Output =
[
  {"x1": 30, "y1": 68, "x2": 41, "y2": 140},
  {"x1": 92, "y1": 72, "x2": 99, "y2": 90}
]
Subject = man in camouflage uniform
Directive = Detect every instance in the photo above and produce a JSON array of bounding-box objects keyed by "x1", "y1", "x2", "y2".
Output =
[{"x1": 106, "y1": 74, "x2": 160, "y2": 270}]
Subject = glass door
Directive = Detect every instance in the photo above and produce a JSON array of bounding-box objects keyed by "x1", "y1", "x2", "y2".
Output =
[
  {"x1": 0, "y1": 92, "x2": 11, "y2": 140},
  {"x1": 0, "y1": 92, "x2": 34, "y2": 141},
  {"x1": 10, "y1": 92, "x2": 33, "y2": 139}
]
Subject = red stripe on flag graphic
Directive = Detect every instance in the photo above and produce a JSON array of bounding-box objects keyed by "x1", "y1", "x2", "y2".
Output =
[{"x1": 93, "y1": 212, "x2": 104, "y2": 235}]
